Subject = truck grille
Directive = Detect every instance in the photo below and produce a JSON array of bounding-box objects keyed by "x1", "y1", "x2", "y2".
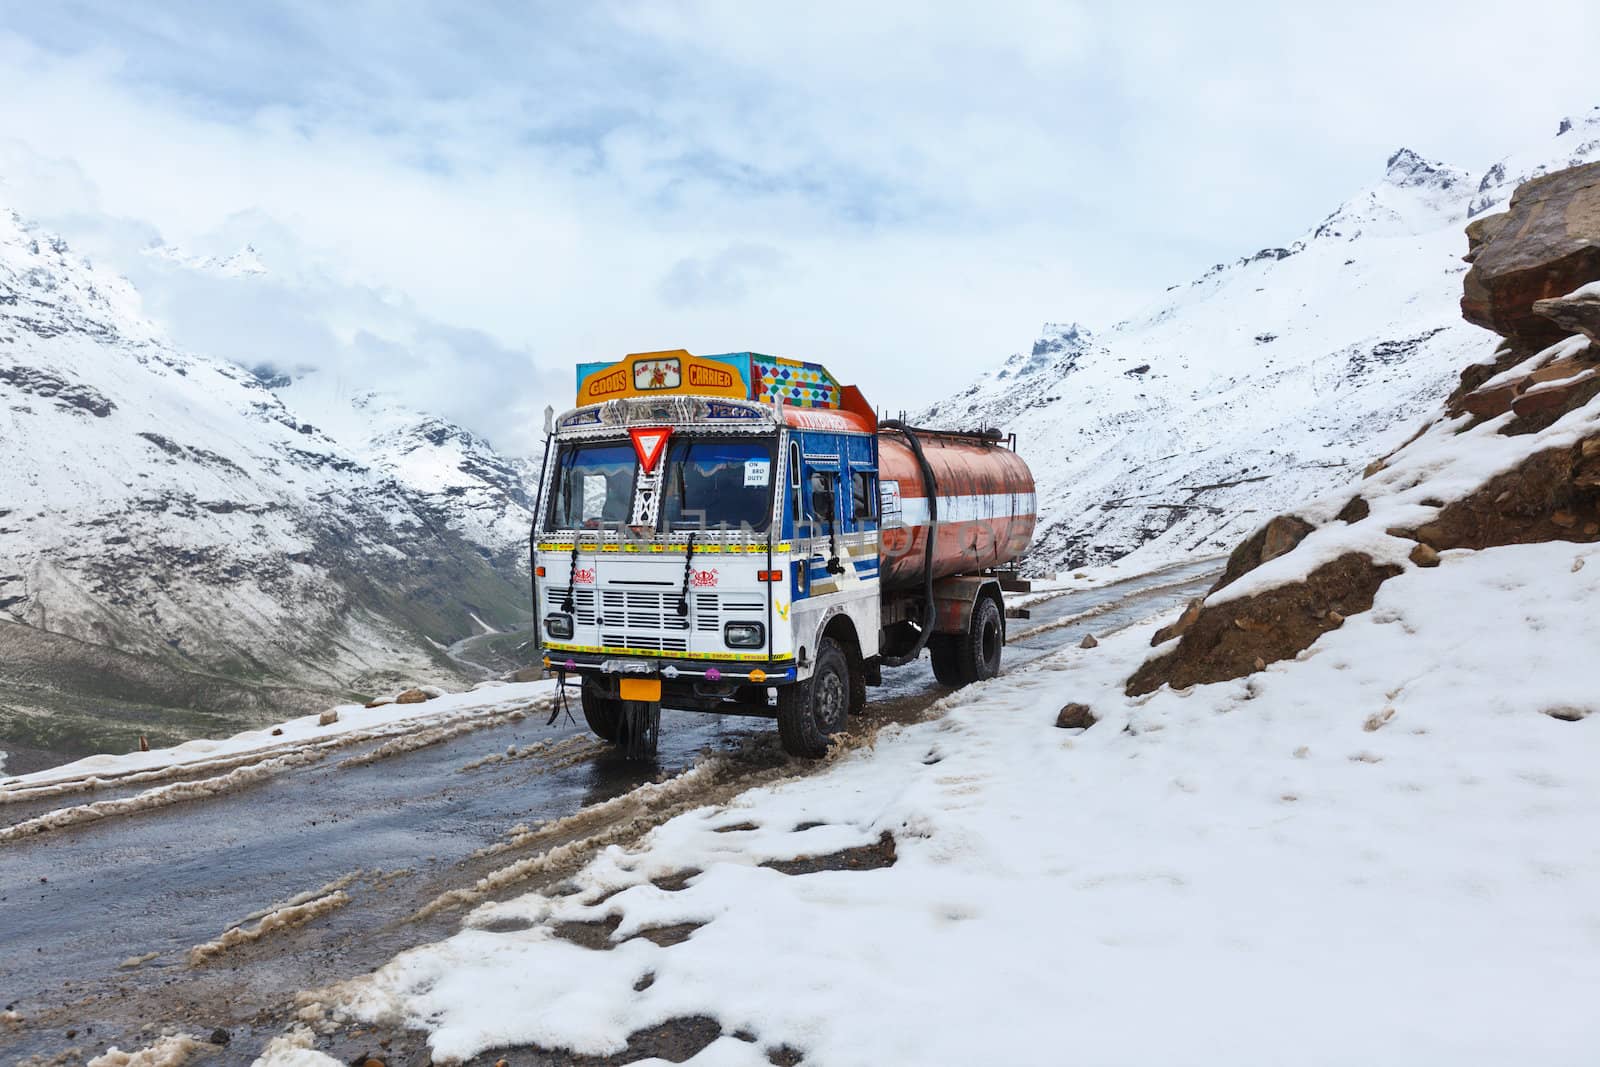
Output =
[
  {"x1": 545, "y1": 587, "x2": 596, "y2": 626},
  {"x1": 693, "y1": 593, "x2": 766, "y2": 633},
  {"x1": 600, "y1": 589, "x2": 690, "y2": 632}
]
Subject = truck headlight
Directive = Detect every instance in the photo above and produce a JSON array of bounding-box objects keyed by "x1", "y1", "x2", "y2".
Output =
[
  {"x1": 545, "y1": 613, "x2": 574, "y2": 639},
  {"x1": 724, "y1": 621, "x2": 765, "y2": 648}
]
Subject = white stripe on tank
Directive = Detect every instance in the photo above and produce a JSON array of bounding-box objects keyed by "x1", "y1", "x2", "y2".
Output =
[{"x1": 896, "y1": 492, "x2": 1036, "y2": 526}]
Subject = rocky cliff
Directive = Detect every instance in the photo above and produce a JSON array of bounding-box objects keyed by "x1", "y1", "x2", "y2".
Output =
[{"x1": 1128, "y1": 153, "x2": 1600, "y2": 695}]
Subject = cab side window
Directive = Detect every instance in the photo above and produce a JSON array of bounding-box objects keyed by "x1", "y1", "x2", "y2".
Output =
[{"x1": 851, "y1": 470, "x2": 876, "y2": 522}]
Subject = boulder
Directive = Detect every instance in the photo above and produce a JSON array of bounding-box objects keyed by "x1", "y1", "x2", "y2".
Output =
[
  {"x1": 1461, "y1": 161, "x2": 1600, "y2": 349},
  {"x1": 363, "y1": 698, "x2": 392, "y2": 709},
  {"x1": 318, "y1": 709, "x2": 339, "y2": 726},
  {"x1": 1150, "y1": 597, "x2": 1203, "y2": 646},
  {"x1": 395, "y1": 688, "x2": 431, "y2": 704},
  {"x1": 1259, "y1": 515, "x2": 1315, "y2": 564},
  {"x1": 1078, "y1": 633, "x2": 1099, "y2": 649},
  {"x1": 1533, "y1": 289, "x2": 1600, "y2": 345},
  {"x1": 1127, "y1": 552, "x2": 1403, "y2": 696},
  {"x1": 1054, "y1": 703, "x2": 1097, "y2": 729},
  {"x1": 1511, "y1": 368, "x2": 1599, "y2": 418}
]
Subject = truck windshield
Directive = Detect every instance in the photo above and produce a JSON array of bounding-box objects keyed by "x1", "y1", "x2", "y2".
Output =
[
  {"x1": 547, "y1": 442, "x2": 637, "y2": 529},
  {"x1": 660, "y1": 438, "x2": 775, "y2": 533}
]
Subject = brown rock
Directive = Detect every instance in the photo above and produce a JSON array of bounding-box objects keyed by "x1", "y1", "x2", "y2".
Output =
[
  {"x1": 1336, "y1": 496, "x2": 1370, "y2": 523},
  {"x1": 1259, "y1": 515, "x2": 1315, "y2": 564},
  {"x1": 1461, "y1": 161, "x2": 1600, "y2": 349},
  {"x1": 1462, "y1": 210, "x2": 1511, "y2": 264},
  {"x1": 1151, "y1": 597, "x2": 1204, "y2": 646},
  {"x1": 1079, "y1": 633, "x2": 1099, "y2": 649},
  {"x1": 1054, "y1": 703, "x2": 1097, "y2": 730},
  {"x1": 1510, "y1": 368, "x2": 1598, "y2": 418},
  {"x1": 319, "y1": 709, "x2": 340, "y2": 726},
  {"x1": 1532, "y1": 292, "x2": 1600, "y2": 345},
  {"x1": 1327, "y1": 610, "x2": 1345, "y2": 625},
  {"x1": 1583, "y1": 437, "x2": 1600, "y2": 458},
  {"x1": 138, "y1": 735, "x2": 149, "y2": 752},
  {"x1": 271, "y1": 727, "x2": 284, "y2": 736},
  {"x1": 1552, "y1": 510, "x2": 1579, "y2": 528},
  {"x1": 1586, "y1": 523, "x2": 1600, "y2": 536},
  {"x1": 1127, "y1": 552, "x2": 1403, "y2": 696},
  {"x1": 1457, "y1": 378, "x2": 1525, "y2": 419},
  {"x1": 1527, "y1": 357, "x2": 1592, "y2": 384},
  {"x1": 1253, "y1": 657, "x2": 1267, "y2": 672},
  {"x1": 1362, "y1": 459, "x2": 1386, "y2": 478},
  {"x1": 1409, "y1": 543, "x2": 1441, "y2": 567},
  {"x1": 363, "y1": 699, "x2": 392, "y2": 709},
  {"x1": 395, "y1": 688, "x2": 431, "y2": 704},
  {"x1": 1234, "y1": 617, "x2": 1273, "y2": 634}
]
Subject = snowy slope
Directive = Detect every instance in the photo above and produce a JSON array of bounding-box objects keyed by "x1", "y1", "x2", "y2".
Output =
[
  {"x1": 924, "y1": 108, "x2": 1600, "y2": 572},
  {"x1": 0, "y1": 207, "x2": 538, "y2": 761}
]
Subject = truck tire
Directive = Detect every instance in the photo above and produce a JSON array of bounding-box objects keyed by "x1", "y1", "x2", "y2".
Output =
[
  {"x1": 927, "y1": 635, "x2": 963, "y2": 687},
  {"x1": 932, "y1": 595, "x2": 1004, "y2": 688},
  {"x1": 777, "y1": 638, "x2": 851, "y2": 758},
  {"x1": 581, "y1": 687, "x2": 624, "y2": 743}
]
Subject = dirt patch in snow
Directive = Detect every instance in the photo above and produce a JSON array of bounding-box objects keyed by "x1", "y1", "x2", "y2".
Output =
[{"x1": 761, "y1": 830, "x2": 898, "y2": 875}]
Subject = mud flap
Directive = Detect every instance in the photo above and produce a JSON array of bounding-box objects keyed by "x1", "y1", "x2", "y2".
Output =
[{"x1": 619, "y1": 700, "x2": 661, "y2": 759}]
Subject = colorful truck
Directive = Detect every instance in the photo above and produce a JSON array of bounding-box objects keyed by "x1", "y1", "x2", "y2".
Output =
[{"x1": 531, "y1": 349, "x2": 1037, "y2": 757}]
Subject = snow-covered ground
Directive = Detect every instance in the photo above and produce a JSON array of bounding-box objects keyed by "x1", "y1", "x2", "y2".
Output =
[
  {"x1": 290, "y1": 540, "x2": 1599, "y2": 1066},
  {"x1": 922, "y1": 107, "x2": 1600, "y2": 575}
]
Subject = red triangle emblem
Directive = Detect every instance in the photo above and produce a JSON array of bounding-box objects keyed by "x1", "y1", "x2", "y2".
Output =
[{"x1": 629, "y1": 426, "x2": 672, "y2": 473}]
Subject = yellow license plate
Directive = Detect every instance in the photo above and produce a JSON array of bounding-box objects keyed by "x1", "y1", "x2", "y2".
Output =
[{"x1": 619, "y1": 677, "x2": 662, "y2": 702}]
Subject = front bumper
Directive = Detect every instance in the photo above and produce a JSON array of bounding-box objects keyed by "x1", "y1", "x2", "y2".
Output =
[{"x1": 541, "y1": 644, "x2": 797, "y2": 684}]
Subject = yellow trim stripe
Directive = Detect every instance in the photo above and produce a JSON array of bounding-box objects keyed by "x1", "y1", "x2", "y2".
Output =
[
  {"x1": 543, "y1": 642, "x2": 794, "y2": 663},
  {"x1": 537, "y1": 542, "x2": 792, "y2": 555}
]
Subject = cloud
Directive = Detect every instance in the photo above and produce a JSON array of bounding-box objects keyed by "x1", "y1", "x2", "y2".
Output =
[
  {"x1": 658, "y1": 244, "x2": 786, "y2": 307},
  {"x1": 0, "y1": 2, "x2": 1596, "y2": 448}
]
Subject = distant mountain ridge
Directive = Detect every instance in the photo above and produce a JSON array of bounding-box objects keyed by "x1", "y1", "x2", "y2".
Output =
[
  {"x1": 922, "y1": 108, "x2": 1600, "y2": 573},
  {"x1": 0, "y1": 205, "x2": 539, "y2": 765}
]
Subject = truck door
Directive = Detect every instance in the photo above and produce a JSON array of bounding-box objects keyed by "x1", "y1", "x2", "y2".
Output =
[{"x1": 789, "y1": 434, "x2": 844, "y2": 598}]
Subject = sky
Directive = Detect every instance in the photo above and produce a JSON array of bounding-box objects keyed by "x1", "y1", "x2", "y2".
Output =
[{"x1": 0, "y1": 1, "x2": 1595, "y2": 456}]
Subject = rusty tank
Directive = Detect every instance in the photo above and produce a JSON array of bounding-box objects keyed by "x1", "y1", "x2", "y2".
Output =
[{"x1": 877, "y1": 426, "x2": 1036, "y2": 590}]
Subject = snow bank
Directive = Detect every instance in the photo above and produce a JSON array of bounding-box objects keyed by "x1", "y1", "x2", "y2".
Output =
[
  {"x1": 252, "y1": 1027, "x2": 344, "y2": 1067},
  {"x1": 324, "y1": 542, "x2": 1600, "y2": 1065},
  {"x1": 0, "y1": 680, "x2": 556, "y2": 794},
  {"x1": 188, "y1": 890, "x2": 352, "y2": 966},
  {"x1": 86, "y1": 1034, "x2": 211, "y2": 1067}
]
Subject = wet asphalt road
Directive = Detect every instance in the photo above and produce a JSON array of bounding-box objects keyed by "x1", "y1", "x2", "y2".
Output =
[{"x1": 0, "y1": 558, "x2": 1219, "y2": 1064}]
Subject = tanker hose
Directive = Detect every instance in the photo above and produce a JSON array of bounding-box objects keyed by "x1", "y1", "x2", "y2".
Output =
[{"x1": 877, "y1": 420, "x2": 938, "y2": 668}]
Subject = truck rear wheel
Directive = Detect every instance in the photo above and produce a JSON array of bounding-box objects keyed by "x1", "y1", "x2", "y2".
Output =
[
  {"x1": 777, "y1": 638, "x2": 851, "y2": 758},
  {"x1": 930, "y1": 595, "x2": 1004, "y2": 688}
]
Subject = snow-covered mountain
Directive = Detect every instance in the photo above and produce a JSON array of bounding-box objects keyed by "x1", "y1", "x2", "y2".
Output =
[
  {"x1": 0, "y1": 207, "x2": 539, "y2": 762},
  {"x1": 923, "y1": 107, "x2": 1600, "y2": 573}
]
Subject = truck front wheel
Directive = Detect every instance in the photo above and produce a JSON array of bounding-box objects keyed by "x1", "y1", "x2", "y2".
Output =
[
  {"x1": 581, "y1": 686, "x2": 624, "y2": 743},
  {"x1": 777, "y1": 638, "x2": 851, "y2": 758}
]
